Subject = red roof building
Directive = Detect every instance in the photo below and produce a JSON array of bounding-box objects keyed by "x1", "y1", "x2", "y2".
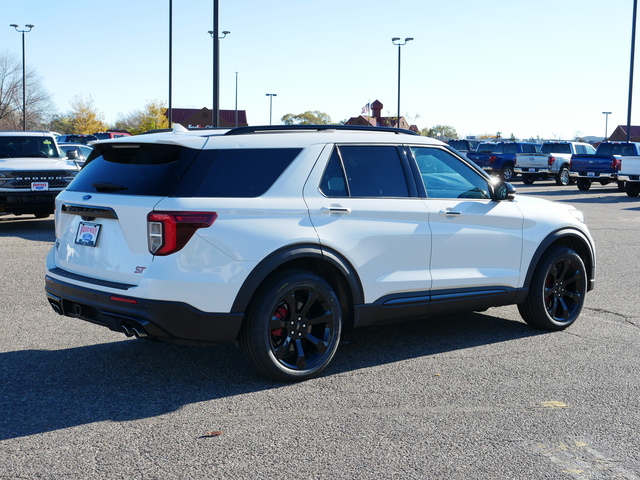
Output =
[
  {"x1": 344, "y1": 100, "x2": 419, "y2": 132},
  {"x1": 165, "y1": 108, "x2": 248, "y2": 128},
  {"x1": 608, "y1": 125, "x2": 640, "y2": 142}
]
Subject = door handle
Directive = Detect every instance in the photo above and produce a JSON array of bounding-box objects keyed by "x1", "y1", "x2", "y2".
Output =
[
  {"x1": 321, "y1": 205, "x2": 351, "y2": 214},
  {"x1": 439, "y1": 209, "x2": 461, "y2": 217}
]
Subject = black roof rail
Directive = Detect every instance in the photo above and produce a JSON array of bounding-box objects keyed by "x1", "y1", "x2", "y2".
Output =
[{"x1": 223, "y1": 124, "x2": 420, "y2": 136}]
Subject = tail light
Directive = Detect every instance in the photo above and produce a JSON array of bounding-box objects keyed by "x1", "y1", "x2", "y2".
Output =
[
  {"x1": 489, "y1": 155, "x2": 497, "y2": 164},
  {"x1": 548, "y1": 156, "x2": 555, "y2": 167},
  {"x1": 613, "y1": 157, "x2": 621, "y2": 171},
  {"x1": 147, "y1": 211, "x2": 217, "y2": 256}
]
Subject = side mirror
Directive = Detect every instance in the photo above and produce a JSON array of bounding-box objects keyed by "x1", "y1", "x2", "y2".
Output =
[
  {"x1": 66, "y1": 150, "x2": 78, "y2": 159},
  {"x1": 489, "y1": 179, "x2": 516, "y2": 201}
]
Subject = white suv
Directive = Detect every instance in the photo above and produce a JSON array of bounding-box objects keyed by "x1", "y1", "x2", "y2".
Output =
[{"x1": 45, "y1": 125, "x2": 596, "y2": 381}]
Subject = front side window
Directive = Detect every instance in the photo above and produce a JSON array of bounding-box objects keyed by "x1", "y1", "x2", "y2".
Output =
[
  {"x1": 410, "y1": 147, "x2": 490, "y2": 199},
  {"x1": 320, "y1": 145, "x2": 410, "y2": 198}
]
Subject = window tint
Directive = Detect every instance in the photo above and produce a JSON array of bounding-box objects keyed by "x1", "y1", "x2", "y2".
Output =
[
  {"x1": 522, "y1": 144, "x2": 537, "y2": 153},
  {"x1": 541, "y1": 143, "x2": 571, "y2": 154},
  {"x1": 321, "y1": 145, "x2": 409, "y2": 198},
  {"x1": 575, "y1": 145, "x2": 586, "y2": 155},
  {"x1": 195, "y1": 148, "x2": 301, "y2": 197},
  {"x1": 411, "y1": 147, "x2": 490, "y2": 199}
]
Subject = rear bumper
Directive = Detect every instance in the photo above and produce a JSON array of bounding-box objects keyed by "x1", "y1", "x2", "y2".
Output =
[
  {"x1": 44, "y1": 274, "x2": 244, "y2": 344},
  {"x1": 618, "y1": 174, "x2": 640, "y2": 182}
]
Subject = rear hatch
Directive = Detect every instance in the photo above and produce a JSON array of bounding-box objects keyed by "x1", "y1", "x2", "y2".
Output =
[{"x1": 51, "y1": 139, "x2": 207, "y2": 286}]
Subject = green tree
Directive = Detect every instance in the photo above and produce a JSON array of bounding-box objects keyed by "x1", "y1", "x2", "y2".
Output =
[
  {"x1": 281, "y1": 111, "x2": 333, "y2": 125},
  {"x1": 67, "y1": 94, "x2": 108, "y2": 134},
  {"x1": 115, "y1": 99, "x2": 169, "y2": 135},
  {"x1": 421, "y1": 125, "x2": 458, "y2": 140}
]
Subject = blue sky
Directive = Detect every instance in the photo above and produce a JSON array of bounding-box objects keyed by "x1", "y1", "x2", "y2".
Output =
[{"x1": 1, "y1": 0, "x2": 636, "y2": 139}]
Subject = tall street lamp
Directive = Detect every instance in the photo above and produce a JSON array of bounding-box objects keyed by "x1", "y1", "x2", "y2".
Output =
[
  {"x1": 391, "y1": 36, "x2": 413, "y2": 128},
  {"x1": 266, "y1": 93, "x2": 277, "y2": 125},
  {"x1": 602, "y1": 111, "x2": 612, "y2": 140},
  {"x1": 208, "y1": 0, "x2": 230, "y2": 128},
  {"x1": 10, "y1": 23, "x2": 34, "y2": 131}
]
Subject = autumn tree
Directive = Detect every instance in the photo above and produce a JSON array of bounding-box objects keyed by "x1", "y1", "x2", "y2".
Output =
[
  {"x1": 281, "y1": 111, "x2": 333, "y2": 125},
  {"x1": 420, "y1": 125, "x2": 458, "y2": 140},
  {"x1": 114, "y1": 99, "x2": 169, "y2": 135},
  {"x1": 65, "y1": 94, "x2": 108, "y2": 134},
  {"x1": 0, "y1": 51, "x2": 55, "y2": 130}
]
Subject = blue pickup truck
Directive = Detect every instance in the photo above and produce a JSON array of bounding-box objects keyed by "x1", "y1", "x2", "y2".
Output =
[
  {"x1": 466, "y1": 142, "x2": 540, "y2": 181},
  {"x1": 569, "y1": 142, "x2": 640, "y2": 191}
]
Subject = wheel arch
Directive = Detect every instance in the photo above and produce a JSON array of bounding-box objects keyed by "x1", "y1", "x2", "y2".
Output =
[
  {"x1": 522, "y1": 228, "x2": 595, "y2": 294},
  {"x1": 231, "y1": 243, "x2": 364, "y2": 328}
]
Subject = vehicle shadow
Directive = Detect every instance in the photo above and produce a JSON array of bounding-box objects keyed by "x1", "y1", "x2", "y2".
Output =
[
  {"x1": 0, "y1": 215, "x2": 55, "y2": 242},
  {"x1": 0, "y1": 311, "x2": 542, "y2": 441}
]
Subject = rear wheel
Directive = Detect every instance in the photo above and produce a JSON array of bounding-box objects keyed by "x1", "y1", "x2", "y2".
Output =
[
  {"x1": 518, "y1": 245, "x2": 587, "y2": 330},
  {"x1": 625, "y1": 181, "x2": 640, "y2": 197},
  {"x1": 555, "y1": 166, "x2": 570, "y2": 186},
  {"x1": 576, "y1": 178, "x2": 591, "y2": 191},
  {"x1": 617, "y1": 181, "x2": 626, "y2": 192},
  {"x1": 239, "y1": 269, "x2": 342, "y2": 382},
  {"x1": 500, "y1": 163, "x2": 515, "y2": 182}
]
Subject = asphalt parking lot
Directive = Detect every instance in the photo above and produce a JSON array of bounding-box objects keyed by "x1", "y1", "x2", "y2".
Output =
[{"x1": 1, "y1": 181, "x2": 639, "y2": 479}]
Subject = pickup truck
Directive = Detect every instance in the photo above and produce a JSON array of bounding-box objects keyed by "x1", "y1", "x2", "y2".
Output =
[
  {"x1": 616, "y1": 142, "x2": 640, "y2": 197},
  {"x1": 0, "y1": 131, "x2": 81, "y2": 218},
  {"x1": 569, "y1": 142, "x2": 640, "y2": 191},
  {"x1": 515, "y1": 141, "x2": 596, "y2": 185},
  {"x1": 466, "y1": 142, "x2": 539, "y2": 181}
]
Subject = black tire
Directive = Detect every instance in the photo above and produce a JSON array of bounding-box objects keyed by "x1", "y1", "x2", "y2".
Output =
[
  {"x1": 522, "y1": 174, "x2": 535, "y2": 185},
  {"x1": 518, "y1": 245, "x2": 587, "y2": 330},
  {"x1": 576, "y1": 178, "x2": 591, "y2": 191},
  {"x1": 555, "y1": 166, "x2": 570, "y2": 186},
  {"x1": 500, "y1": 163, "x2": 515, "y2": 182},
  {"x1": 239, "y1": 269, "x2": 342, "y2": 382},
  {"x1": 625, "y1": 181, "x2": 640, "y2": 197},
  {"x1": 617, "y1": 181, "x2": 626, "y2": 192}
]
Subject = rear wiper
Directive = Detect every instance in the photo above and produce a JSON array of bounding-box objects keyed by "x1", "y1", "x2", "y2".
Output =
[{"x1": 92, "y1": 182, "x2": 128, "y2": 192}]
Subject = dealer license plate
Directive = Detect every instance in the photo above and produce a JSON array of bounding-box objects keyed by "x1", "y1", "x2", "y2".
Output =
[
  {"x1": 75, "y1": 222, "x2": 102, "y2": 247},
  {"x1": 587, "y1": 172, "x2": 596, "y2": 177},
  {"x1": 31, "y1": 182, "x2": 49, "y2": 192}
]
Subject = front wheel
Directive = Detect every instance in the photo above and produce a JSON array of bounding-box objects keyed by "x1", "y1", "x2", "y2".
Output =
[
  {"x1": 518, "y1": 245, "x2": 587, "y2": 330},
  {"x1": 576, "y1": 178, "x2": 591, "y2": 191},
  {"x1": 239, "y1": 269, "x2": 343, "y2": 382},
  {"x1": 625, "y1": 181, "x2": 640, "y2": 197},
  {"x1": 555, "y1": 166, "x2": 570, "y2": 186}
]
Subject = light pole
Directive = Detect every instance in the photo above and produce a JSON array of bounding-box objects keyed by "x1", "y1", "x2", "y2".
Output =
[
  {"x1": 391, "y1": 36, "x2": 413, "y2": 128},
  {"x1": 235, "y1": 71, "x2": 238, "y2": 127},
  {"x1": 266, "y1": 93, "x2": 277, "y2": 125},
  {"x1": 628, "y1": 0, "x2": 637, "y2": 142},
  {"x1": 208, "y1": 0, "x2": 230, "y2": 129},
  {"x1": 10, "y1": 24, "x2": 34, "y2": 131},
  {"x1": 602, "y1": 111, "x2": 612, "y2": 140}
]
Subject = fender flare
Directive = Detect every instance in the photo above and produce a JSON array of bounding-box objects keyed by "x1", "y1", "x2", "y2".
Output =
[{"x1": 230, "y1": 243, "x2": 364, "y2": 313}]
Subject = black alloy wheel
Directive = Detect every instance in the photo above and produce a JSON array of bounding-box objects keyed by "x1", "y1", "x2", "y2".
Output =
[
  {"x1": 518, "y1": 245, "x2": 587, "y2": 330},
  {"x1": 239, "y1": 269, "x2": 342, "y2": 382}
]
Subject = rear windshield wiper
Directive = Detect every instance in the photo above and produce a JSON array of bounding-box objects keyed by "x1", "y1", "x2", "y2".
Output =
[{"x1": 92, "y1": 182, "x2": 128, "y2": 192}]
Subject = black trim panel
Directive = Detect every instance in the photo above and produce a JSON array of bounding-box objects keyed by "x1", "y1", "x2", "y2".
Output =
[
  {"x1": 61, "y1": 203, "x2": 118, "y2": 219},
  {"x1": 49, "y1": 267, "x2": 135, "y2": 290},
  {"x1": 45, "y1": 275, "x2": 243, "y2": 343}
]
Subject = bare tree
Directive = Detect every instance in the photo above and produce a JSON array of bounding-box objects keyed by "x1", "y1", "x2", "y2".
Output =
[{"x1": 0, "y1": 50, "x2": 55, "y2": 130}]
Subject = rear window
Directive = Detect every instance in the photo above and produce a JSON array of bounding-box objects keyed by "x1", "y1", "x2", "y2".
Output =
[
  {"x1": 68, "y1": 144, "x2": 301, "y2": 197},
  {"x1": 541, "y1": 143, "x2": 571, "y2": 154}
]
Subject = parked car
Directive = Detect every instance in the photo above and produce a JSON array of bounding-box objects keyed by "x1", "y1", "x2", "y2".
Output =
[
  {"x1": 466, "y1": 142, "x2": 540, "y2": 181},
  {"x1": 615, "y1": 143, "x2": 640, "y2": 196},
  {"x1": 0, "y1": 131, "x2": 80, "y2": 217},
  {"x1": 58, "y1": 143, "x2": 93, "y2": 166},
  {"x1": 56, "y1": 134, "x2": 98, "y2": 144},
  {"x1": 515, "y1": 141, "x2": 596, "y2": 185},
  {"x1": 93, "y1": 131, "x2": 132, "y2": 140},
  {"x1": 569, "y1": 142, "x2": 640, "y2": 191},
  {"x1": 44, "y1": 125, "x2": 596, "y2": 381}
]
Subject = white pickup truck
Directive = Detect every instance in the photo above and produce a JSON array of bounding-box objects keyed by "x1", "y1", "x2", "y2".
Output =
[
  {"x1": 616, "y1": 144, "x2": 640, "y2": 197},
  {"x1": 0, "y1": 131, "x2": 81, "y2": 218},
  {"x1": 515, "y1": 141, "x2": 596, "y2": 186}
]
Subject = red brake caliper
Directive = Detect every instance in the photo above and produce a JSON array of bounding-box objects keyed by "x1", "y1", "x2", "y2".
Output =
[{"x1": 271, "y1": 305, "x2": 289, "y2": 344}]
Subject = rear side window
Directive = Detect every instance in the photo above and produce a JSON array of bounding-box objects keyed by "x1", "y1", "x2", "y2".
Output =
[
  {"x1": 320, "y1": 145, "x2": 410, "y2": 198},
  {"x1": 194, "y1": 148, "x2": 301, "y2": 197}
]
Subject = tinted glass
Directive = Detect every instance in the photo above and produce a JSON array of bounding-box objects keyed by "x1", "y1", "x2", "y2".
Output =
[
  {"x1": 476, "y1": 143, "x2": 495, "y2": 153},
  {"x1": 68, "y1": 143, "x2": 199, "y2": 195},
  {"x1": 338, "y1": 146, "x2": 409, "y2": 198},
  {"x1": 541, "y1": 143, "x2": 571, "y2": 154},
  {"x1": 0, "y1": 135, "x2": 61, "y2": 158},
  {"x1": 319, "y1": 149, "x2": 348, "y2": 197},
  {"x1": 195, "y1": 148, "x2": 301, "y2": 197},
  {"x1": 411, "y1": 147, "x2": 490, "y2": 199},
  {"x1": 521, "y1": 144, "x2": 537, "y2": 153}
]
